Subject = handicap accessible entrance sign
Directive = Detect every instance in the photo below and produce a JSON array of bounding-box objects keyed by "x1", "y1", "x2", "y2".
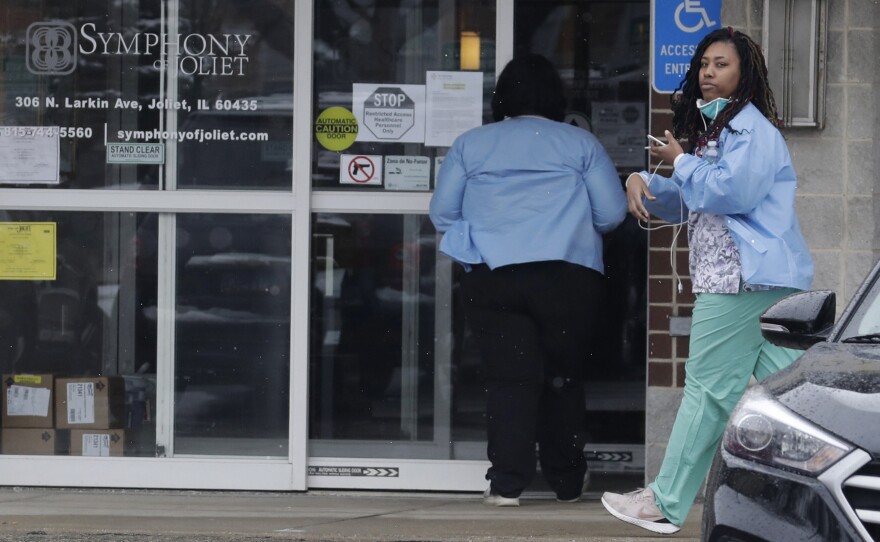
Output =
[{"x1": 652, "y1": 0, "x2": 721, "y2": 93}]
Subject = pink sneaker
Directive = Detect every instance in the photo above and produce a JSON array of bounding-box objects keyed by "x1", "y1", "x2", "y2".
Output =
[{"x1": 601, "y1": 487, "x2": 680, "y2": 534}]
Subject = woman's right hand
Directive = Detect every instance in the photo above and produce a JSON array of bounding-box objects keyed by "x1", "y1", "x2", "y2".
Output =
[{"x1": 626, "y1": 173, "x2": 656, "y2": 222}]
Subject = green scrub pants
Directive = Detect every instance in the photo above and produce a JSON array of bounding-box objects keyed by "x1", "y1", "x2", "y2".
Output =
[{"x1": 649, "y1": 287, "x2": 802, "y2": 526}]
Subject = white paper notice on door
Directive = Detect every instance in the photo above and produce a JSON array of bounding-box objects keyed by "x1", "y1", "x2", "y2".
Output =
[
  {"x1": 425, "y1": 71, "x2": 484, "y2": 147},
  {"x1": 6, "y1": 386, "x2": 51, "y2": 416},
  {"x1": 0, "y1": 126, "x2": 60, "y2": 184},
  {"x1": 81, "y1": 434, "x2": 111, "y2": 457},
  {"x1": 66, "y1": 382, "x2": 96, "y2": 424}
]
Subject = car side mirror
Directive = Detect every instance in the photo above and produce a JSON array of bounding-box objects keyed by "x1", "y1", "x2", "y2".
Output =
[{"x1": 760, "y1": 290, "x2": 836, "y2": 350}]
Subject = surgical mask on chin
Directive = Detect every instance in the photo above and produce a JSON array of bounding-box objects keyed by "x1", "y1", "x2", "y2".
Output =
[{"x1": 696, "y1": 97, "x2": 731, "y2": 120}]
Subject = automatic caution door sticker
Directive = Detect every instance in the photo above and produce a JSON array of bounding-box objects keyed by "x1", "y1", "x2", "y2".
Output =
[
  {"x1": 339, "y1": 154, "x2": 382, "y2": 185},
  {"x1": 352, "y1": 83, "x2": 425, "y2": 143},
  {"x1": 315, "y1": 106, "x2": 358, "y2": 151}
]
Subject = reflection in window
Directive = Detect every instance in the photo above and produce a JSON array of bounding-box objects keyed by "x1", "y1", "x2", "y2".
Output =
[
  {"x1": 176, "y1": 0, "x2": 295, "y2": 189},
  {"x1": 173, "y1": 214, "x2": 291, "y2": 456},
  {"x1": 309, "y1": 214, "x2": 439, "y2": 444},
  {"x1": 0, "y1": 1, "x2": 293, "y2": 190},
  {"x1": 312, "y1": 1, "x2": 496, "y2": 189},
  {"x1": 515, "y1": 0, "x2": 649, "y2": 452},
  {"x1": 0, "y1": 211, "x2": 157, "y2": 457}
]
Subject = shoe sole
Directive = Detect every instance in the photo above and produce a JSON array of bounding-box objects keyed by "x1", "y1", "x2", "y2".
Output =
[{"x1": 600, "y1": 496, "x2": 680, "y2": 534}]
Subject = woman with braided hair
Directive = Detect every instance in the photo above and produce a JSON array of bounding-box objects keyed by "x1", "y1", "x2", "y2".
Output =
[{"x1": 600, "y1": 28, "x2": 813, "y2": 534}]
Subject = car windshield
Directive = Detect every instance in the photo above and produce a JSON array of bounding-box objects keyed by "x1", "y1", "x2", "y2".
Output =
[{"x1": 839, "y1": 270, "x2": 880, "y2": 342}]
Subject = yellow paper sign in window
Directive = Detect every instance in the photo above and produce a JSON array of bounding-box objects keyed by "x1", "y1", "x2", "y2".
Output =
[{"x1": 0, "y1": 222, "x2": 57, "y2": 280}]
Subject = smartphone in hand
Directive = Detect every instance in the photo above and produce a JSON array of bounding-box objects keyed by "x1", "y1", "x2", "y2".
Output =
[{"x1": 646, "y1": 134, "x2": 667, "y2": 146}]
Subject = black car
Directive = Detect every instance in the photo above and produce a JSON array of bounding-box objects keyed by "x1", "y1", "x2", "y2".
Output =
[{"x1": 702, "y1": 260, "x2": 880, "y2": 542}]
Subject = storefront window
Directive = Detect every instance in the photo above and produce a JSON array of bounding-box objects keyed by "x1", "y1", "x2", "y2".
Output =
[
  {"x1": 172, "y1": 213, "x2": 292, "y2": 456},
  {"x1": 0, "y1": 1, "x2": 294, "y2": 190},
  {"x1": 309, "y1": 214, "x2": 438, "y2": 446},
  {"x1": 312, "y1": 1, "x2": 496, "y2": 190},
  {"x1": 0, "y1": 211, "x2": 157, "y2": 457}
]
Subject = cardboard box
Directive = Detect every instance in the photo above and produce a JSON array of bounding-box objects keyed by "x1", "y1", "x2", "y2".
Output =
[
  {"x1": 55, "y1": 377, "x2": 125, "y2": 429},
  {"x1": 1, "y1": 428, "x2": 68, "y2": 455},
  {"x1": 1, "y1": 374, "x2": 54, "y2": 428},
  {"x1": 70, "y1": 429, "x2": 125, "y2": 457}
]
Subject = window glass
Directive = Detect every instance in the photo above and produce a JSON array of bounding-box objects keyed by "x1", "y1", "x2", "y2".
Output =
[
  {"x1": 173, "y1": 213, "x2": 292, "y2": 456},
  {"x1": 515, "y1": 1, "x2": 648, "y2": 482},
  {"x1": 0, "y1": 211, "x2": 157, "y2": 457},
  {"x1": 312, "y1": 1, "x2": 496, "y2": 190},
  {"x1": 0, "y1": 1, "x2": 293, "y2": 190},
  {"x1": 309, "y1": 214, "x2": 437, "y2": 447},
  {"x1": 841, "y1": 273, "x2": 880, "y2": 339},
  {"x1": 175, "y1": 0, "x2": 295, "y2": 189},
  {"x1": 515, "y1": 1, "x2": 650, "y2": 173}
]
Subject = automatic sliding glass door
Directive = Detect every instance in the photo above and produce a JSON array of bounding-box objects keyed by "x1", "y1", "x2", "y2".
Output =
[{"x1": 307, "y1": 0, "x2": 648, "y2": 493}]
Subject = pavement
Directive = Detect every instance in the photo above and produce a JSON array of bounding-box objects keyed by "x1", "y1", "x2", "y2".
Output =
[{"x1": 0, "y1": 487, "x2": 702, "y2": 542}]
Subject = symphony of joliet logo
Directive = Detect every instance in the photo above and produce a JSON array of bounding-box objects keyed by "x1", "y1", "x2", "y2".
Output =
[
  {"x1": 26, "y1": 21, "x2": 77, "y2": 75},
  {"x1": 26, "y1": 20, "x2": 251, "y2": 77}
]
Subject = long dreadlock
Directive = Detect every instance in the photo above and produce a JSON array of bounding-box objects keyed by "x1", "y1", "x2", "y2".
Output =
[{"x1": 670, "y1": 27, "x2": 780, "y2": 148}]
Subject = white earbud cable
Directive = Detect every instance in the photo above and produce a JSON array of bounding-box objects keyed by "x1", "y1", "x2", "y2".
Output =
[{"x1": 635, "y1": 159, "x2": 687, "y2": 293}]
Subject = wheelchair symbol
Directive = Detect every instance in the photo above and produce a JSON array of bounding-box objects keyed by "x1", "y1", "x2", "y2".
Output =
[{"x1": 675, "y1": 0, "x2": 717, "y2": 33}]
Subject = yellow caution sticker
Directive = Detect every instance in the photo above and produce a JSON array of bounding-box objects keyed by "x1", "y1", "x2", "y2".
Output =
[
  {"x1": 315, "y1": 107, "x2": 358, "y2": 151},
  {"x1": 13, "y1": 375, "x2": 42, "y2": 384}
]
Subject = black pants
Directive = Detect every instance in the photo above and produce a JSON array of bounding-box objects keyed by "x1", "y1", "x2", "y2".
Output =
[{"x1": 461, "y1": 260, "x2": 603, "y2": 499}]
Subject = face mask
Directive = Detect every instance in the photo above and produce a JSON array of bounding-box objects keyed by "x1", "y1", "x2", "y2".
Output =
[{"x1": 696, "y1": 97, "x2": 731, "y2": 120}]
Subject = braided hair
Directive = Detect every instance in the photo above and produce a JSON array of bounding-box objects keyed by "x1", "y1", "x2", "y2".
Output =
[{"x1": 670, "y1": 27, "x2": 780, "y2": 147}]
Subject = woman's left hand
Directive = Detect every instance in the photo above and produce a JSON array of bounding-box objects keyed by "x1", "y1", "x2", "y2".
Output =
[{"x1": 650, "y1": 130, "x2": 684, "y2": 165}]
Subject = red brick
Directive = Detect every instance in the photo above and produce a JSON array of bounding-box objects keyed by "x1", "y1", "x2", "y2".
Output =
[
  {"x1": 649, "y1": 362, "x2": 673, "y2": 386},
  {"x1": 649, "y1": 278, "x2": 673, "y2": 303},
  {"x1": 649, "y1": 332, "x2": 672, "y2": 359},
  {"x1": 677, "y1": 337, "x2": 690, "y2": 359},
  {"x1": 649, "y1": 305, "x2": 672, "y2": 332},
  {"x1": 649, "y1": 227, "x2": 674, "y2": 248},
  {"x1": 676, "y1": 361, "x2": 687, "y2": 387},
  {"x1": 651, "y1": 92, "x2": 675, "y2": 110},
  {"x1": 649, "y1": 250, "x2": 673, "y2": 276}
]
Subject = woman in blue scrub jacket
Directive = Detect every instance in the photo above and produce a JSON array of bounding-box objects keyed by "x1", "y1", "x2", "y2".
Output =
[
  {"x1": 429, "y1": 53, "x2": 627, "y2": 506},
  {"x1": 601, "y1": 28, "x2": 814, "y2": 534}
]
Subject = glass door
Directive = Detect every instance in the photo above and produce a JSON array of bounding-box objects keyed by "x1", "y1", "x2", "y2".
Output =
[
  {"x1": 514, "y1": 0, "x2": 650, "y2": 492},
  {"x1": 306, "y1": 0, "x2": 647, "y2": 493},
  {"x1": 306, "y1": 0, "x2": 498, "y2": 491}
]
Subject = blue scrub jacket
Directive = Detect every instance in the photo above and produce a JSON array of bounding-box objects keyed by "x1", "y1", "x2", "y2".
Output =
[
  {"x1": 644, "y1": 103, "x2": 814, "y2": 290},
  {"x1": 429, "y1": 116, "x2": 627, "y2": 273}
]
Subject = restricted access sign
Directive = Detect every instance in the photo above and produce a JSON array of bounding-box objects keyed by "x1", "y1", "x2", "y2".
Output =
[
  {"x1": 339, "y1": 154, "x2": 382, "y2": 186},
  {"x1": 352, "y1": 83, "x2": 425, "y2": 143}
]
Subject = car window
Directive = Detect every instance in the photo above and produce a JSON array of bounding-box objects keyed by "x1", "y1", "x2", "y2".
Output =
[{"x1": 840, "y1": 274, "x2": 880, "y2": 339}]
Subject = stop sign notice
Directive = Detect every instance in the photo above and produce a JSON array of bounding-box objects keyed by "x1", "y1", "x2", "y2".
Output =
[
  {"x1": 353, "y1": 83, "x2": 425, "y2": 143},
  {"x1": 364, "y1": 87, "x2": 415, "y2": 139}
]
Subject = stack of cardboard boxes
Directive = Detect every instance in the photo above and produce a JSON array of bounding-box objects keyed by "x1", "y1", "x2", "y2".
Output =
[{"x1": 2, "y1": 375, "x2": 126, "y2": 456}]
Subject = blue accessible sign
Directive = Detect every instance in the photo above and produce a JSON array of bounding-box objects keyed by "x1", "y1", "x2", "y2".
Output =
[{"x1": 652, "y1": 0, "x2": 721, "y2": 93}]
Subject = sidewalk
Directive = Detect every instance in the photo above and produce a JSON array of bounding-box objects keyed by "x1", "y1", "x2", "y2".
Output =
[{"x1": 0, "y1": 487, "x2": 701, "y2": 542}]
